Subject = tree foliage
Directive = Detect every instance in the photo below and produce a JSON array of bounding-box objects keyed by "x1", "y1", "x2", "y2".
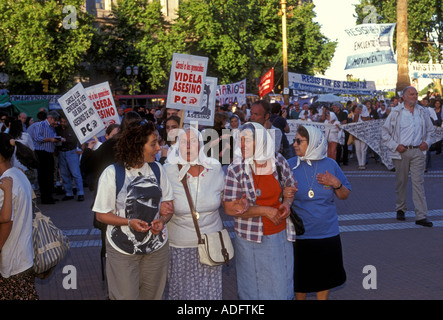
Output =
[
  {"x1": 0, "y1": 0, "x2": 94, "y2": 93},
  {"x1": 171, "y1": 0, "x2": 337, "y2": 93},
  {"x1": 90, "y1": 0, "x2": 184, "y2": 94}
]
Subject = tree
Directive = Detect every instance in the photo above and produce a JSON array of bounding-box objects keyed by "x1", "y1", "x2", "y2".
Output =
[
  {"x1": 354, "y1": 0, "x2": 443, "y2": 94},
  {"x1": 170, "y1": 0, "x2": 336, "y2": 94},
  {"x1": 0, "y1": 0, "x2": 95, "y2": 94},
  {"x1": 90, "y1": 0, "x2": 184, "y2": 95}
]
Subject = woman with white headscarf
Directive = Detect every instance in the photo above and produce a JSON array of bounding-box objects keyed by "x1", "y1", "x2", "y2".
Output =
[
  {"x1": 223, "y1": 122, "x2": 298, "y2": 300},
  {"x1": 163, "y1": 125, "x2": 225, "y2": 300},
  {"x1": 288, "y1": 125, "x2": 351, "y2": 300}
]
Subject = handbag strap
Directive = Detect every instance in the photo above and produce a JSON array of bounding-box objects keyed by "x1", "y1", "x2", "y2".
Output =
[{"x1": 178, "y1": 165, "x2": 204, "y2": 244}]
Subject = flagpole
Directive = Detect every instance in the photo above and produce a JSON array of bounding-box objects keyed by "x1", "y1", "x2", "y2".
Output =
[{"x1": 281, "y1": 0, "x2": 289, "y2": 105}]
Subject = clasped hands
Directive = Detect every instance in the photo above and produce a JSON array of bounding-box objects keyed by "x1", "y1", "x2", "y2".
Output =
[{"x1": 128, "y1": 201, "x2": 174, "y2": 235}]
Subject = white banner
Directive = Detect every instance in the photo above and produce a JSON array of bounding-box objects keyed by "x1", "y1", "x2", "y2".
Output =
[
  {"x1": 58, "y1": 82, "x2": 105, "y2": 144},
  {"x1": 216, "y1": 79, "x2": 246, "y2": 106},
  {"x1": 183, "y1": 77, "x2": 217, "y2": 127},
  {"x1": 166, "y1": 53, "x2": 208, "y2": 111},
  {"x1": 342, "y1": 120, "x2": 443, "y2": 170},
  {"x1": 410, "y1": 62, "x2": 443, "y2": 79},
  {"x1": 344, "y1": 23, "x2": 397, "y2": 70},
  {"x1": 288, "y1": 72, "x2": 376, "y2": 95},
  {"x1": 86, "y1": 81, "x2": 120, "y2": 137}
]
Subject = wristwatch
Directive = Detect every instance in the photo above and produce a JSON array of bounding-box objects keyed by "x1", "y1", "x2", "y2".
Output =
[{"x1": 333, "y1": 183, "x2": 343, "y2": 190}]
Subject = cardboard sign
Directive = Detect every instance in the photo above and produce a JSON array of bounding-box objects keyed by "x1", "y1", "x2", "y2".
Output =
[
  {"x1": 183, "y1": 77, "x2": 217, "y2": 126},
  {"x1": 216, "y1": 79, "x2": 246, "y2": 106},
  {"x1": 58, "y1": 82, "x2": 105, "y2": 144},
  {"x1": 166, "y1": 53, "x2": 208, "y2": 111}
]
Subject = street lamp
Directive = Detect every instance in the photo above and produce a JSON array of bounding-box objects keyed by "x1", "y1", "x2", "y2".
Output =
[{"x1": 126, "y1": 66, "x2": 139, "y2": 109}]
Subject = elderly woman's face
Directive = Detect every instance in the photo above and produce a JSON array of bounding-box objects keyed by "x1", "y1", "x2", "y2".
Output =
[
  {"x1": 179, "y1": 130, "x2": 200, "y2": 162},
  {"x1": 240, "y1": 130, "x2": 255, "y2": 159},
  {"x1": 294, "y1": 133, "x2": 308, "y2": 157}
]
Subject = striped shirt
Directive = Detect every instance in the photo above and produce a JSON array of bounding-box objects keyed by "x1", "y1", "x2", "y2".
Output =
[
  {"x1": 33, "y1": 119, "x2": 56, "y2": 153},
  {"x1": 222, "y1": 153, "x2": 297, "y2": 243}
]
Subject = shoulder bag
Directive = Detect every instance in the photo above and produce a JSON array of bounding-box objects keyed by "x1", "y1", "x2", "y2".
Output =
[
  {"x1": 32, "y1": 202, "x2": 70, "y2": 279},
  {"x1": 179, "y1": 166, "x2": 234, "y2": 266}
]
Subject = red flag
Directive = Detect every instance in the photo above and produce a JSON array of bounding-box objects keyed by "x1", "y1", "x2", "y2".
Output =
[{"x1": 259, "y1": 68, "x2": 274, "y2": 98}]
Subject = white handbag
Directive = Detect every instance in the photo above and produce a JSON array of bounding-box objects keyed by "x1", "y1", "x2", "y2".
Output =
[{"x1": 180, "y1": 170, "x2": 234, "y2": 266}]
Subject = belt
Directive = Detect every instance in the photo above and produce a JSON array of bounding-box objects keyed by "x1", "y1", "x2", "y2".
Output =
[
  {"x1": 405, "y1": 145, "x2": 420, "y2": 149},
  {"x1": 60, "y1": 148, "x2": 75, "y2": 152}
]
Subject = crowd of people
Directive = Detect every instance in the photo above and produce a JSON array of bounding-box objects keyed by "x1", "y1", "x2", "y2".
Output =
[{"x1": 0, "y1": 85, "x2": 440, "y2": 300}]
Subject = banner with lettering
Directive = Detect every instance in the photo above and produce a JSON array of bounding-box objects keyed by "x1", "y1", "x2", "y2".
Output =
[
  {"x1": 183, "y1": 77, "x2": 217, "y2": 126},
  {"x1": 344, "y1": 23, "x2": 396, "y2": 70},
  {"x1": 216, "y1": 79, "x2": 246, "y2": 106},
  {"x1": 58, "y1": 82, "x2": 105, "y2": 144},
  {"x1": 86, "y1": 81, "x2": 120, "y2": 130},
  {"x1": 288, "y1": 72, "x2": 376, "y2": 95},
  {"x1": 166, "y1": 53, "x2": 208, "y2": 111},
  {"x1": 410, "y1": 62, "x2": 443, "y2": 79},
  {"x1": 259, "y1": 68, "x2": 274, "y2": 98}
]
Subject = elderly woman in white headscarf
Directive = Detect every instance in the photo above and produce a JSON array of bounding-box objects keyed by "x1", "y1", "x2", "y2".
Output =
[
  {"x1": 162, "y1": 125, "x2": 225, "y2": 300},
  {"x1": 288, "y1": 125, "x2": 351, "y2": 300},
  {"x1": 222, "y1": 122, "x2": 298, "y2": 300}
]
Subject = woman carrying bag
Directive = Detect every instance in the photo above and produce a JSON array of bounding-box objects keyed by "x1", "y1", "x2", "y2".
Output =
[
  {"x1": 0, "y1": 133, "x2": 39, "y2": 300},
  {"x1": 163, "y1": 126, "x2": 226, "y2": 300}
]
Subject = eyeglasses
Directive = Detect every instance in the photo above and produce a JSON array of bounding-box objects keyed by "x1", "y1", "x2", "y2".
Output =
[{"x1": 294, "y1": 138, "x2": 307, "y2": 145}]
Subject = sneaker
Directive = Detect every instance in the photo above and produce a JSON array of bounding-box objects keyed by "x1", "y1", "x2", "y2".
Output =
[{"x1": 77, "y1": 195, "x2": 85, "y2": 202}]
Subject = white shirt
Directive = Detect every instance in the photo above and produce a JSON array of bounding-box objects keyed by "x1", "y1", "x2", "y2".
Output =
[
  {"x1": 0, "y1": 167, "x2": 34, "y2": 278},
  {"x1": 92, "y1": 162, "x2": 174, "y2": 255},
  {"x1": 399, "y1": 105, "x2": 423, "y2": 146},
  {"x1": 163, "y1": 162, "x2": 225, "y2": 248}
]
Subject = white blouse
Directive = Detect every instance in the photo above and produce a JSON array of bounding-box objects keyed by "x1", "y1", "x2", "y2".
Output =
[{"x1": 163, "y1": 162, "x2": 225, "y2": 248}]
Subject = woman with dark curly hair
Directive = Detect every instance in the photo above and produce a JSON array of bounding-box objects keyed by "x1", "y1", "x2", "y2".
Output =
[{"x1": 92, "y1": 120, "x2": 174, "y2": 300}]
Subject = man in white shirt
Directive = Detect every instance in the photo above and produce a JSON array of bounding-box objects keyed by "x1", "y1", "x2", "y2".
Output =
[{"x1": 381, "y1": 86, "x2": 435, "y2": 227}]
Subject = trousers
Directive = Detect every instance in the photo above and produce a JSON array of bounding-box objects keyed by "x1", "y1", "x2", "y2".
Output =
[
  {"x1": 35, "y1": 150, "x2": 55, "y2": 201},
  {"x1": 58, "y1": 150, "x2": 84, "y2": 196},
  {"x1": 392, "y1": 148, "x2": 428, "y2": 220}
]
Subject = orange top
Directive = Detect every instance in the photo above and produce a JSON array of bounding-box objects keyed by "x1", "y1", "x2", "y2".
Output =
[{"x1": 252, "y1": 172, "x2": 286, "y2": 235}]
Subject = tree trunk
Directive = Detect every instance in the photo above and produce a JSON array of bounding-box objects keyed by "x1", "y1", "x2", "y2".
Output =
[{"x1": 396, "y1": 0, "x2": 410, "y2": 94}]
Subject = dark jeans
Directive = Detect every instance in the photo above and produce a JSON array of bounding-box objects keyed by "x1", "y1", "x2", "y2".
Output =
[{"x1": 35, "y1": 150, "x2": 55, "y2": 201}]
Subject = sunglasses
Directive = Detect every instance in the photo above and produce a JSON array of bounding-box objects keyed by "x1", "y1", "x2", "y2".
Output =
[{"x1": 294, "y1": 138, "x2": 307, "y2": 145}]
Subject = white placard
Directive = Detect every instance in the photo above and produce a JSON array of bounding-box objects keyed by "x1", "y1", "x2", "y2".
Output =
[
  {"x1": 166, "y1": 53, "x2": 208, "y2": 111},
  {"x1": 58, "y1": 82, "x2": 105, "y2": 144},
  {"x1": 183, "y1": 77, "x2": 217, "y2": 127}
]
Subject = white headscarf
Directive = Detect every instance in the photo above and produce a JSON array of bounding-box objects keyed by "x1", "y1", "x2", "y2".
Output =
[
  {"x1": 233, "y1": 122, "x2": 276, "y2": 179},
  {"x1": 166, "y1": 125, "x2": 219, "y2": 181},
  {"x1": 293, "y1": 125, "x2": 327, "y2": 169}
]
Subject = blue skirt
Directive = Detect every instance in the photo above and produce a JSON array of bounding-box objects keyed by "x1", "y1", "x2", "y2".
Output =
[{"x1": 235, "y1": 231, "x2": 294, "y2": 300}]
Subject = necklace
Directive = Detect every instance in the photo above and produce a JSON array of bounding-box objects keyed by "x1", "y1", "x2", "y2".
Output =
[
  {"x1": 301, "y1": 161, "x2": 318, "y2": 199},
  {"x1": 251, "y1": 165, "x2": 263, "y2": 197}
]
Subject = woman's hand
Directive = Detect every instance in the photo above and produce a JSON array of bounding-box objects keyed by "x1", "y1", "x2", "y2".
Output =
[
  {"x1": 149, "y1": 218, "x2": 164, "y2": 235},
  {"x1": 278, "y1": 202, "x2": 290, "y2": 220},
  {"x1": 231, "y1": 194, "x2": 250, "y2": 215},
  {"x1": 316, "y1": 170, "x2": 340, "y2": 189},
  {"x1": 128, "y1": 218, "x2": 150, "y2": 233}
]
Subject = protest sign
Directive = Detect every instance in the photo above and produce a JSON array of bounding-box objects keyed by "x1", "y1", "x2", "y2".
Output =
[
  {"x1": 86, "y1": 82, "x2": 120, "y2": 130},
  {"x1": 288, "y1": 72, "x2": 376, "y2": 95},
  {"x1": 183, "y1": 77, "x2": 217, "y2": 127},
  {"x1": 216, "y1": 79, "x2": 246, "y2": 106},
  {"x1": 259, "y1": 68, "x2": 274, "y2": 98},
  {"x1": 166, "y1": 53, "x2": 208, "y2": 111},
  {"x1": 58, "y1": 82, "x2": 105, "y2": 144},
  {"x1": 410, "y1": 62, "x2": 443, "y2": 79},
  {"x1": 344, "y1": 23, "x2": 396, "y2": 70}
]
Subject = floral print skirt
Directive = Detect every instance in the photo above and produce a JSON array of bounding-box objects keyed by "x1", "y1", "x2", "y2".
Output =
[
  {"x1": 0, "y1": 268, "x2": 39, "y2": 300},
  {"x1": 163, "y1": 246, "x2": 222, "y2": 300}
]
